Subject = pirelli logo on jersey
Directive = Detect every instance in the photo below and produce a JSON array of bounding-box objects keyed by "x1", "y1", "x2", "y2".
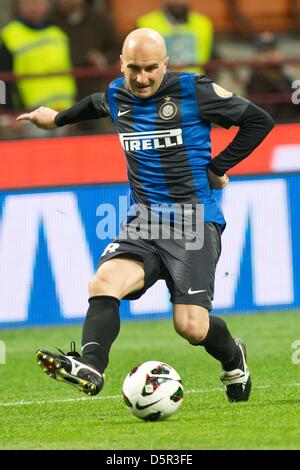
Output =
[{"x1": 119, "y1": 129, "x2": 183, "y2": 152}]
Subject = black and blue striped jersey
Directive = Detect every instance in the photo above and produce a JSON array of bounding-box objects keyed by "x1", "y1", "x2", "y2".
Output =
[
  {"x1": 56, "y1": 71, "x2": 273, "y2": 226},
  {"x1": 93, "y1": 72, "x2": 249, "y2": 226}
]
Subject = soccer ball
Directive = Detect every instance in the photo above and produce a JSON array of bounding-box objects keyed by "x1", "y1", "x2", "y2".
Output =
[{"x1": 122, "y1": 361, "x2": 184, "y2": 421}]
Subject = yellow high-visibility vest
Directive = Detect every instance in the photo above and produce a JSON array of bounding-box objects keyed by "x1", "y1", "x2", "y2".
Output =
[
  {"x1": 1, "y1": 20, "x2": 76, "y2": 110},
  {"x1": 137, "y1": 11, "x2": 213, "y2": 73}
]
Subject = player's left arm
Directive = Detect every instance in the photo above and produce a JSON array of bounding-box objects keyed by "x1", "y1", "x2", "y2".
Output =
[
  {"x1": 207, "y1": 100, "x2": 275, "y2": 178},
  {"x1": 195, "y1": 77, "x2": 275, "y2": 183}
]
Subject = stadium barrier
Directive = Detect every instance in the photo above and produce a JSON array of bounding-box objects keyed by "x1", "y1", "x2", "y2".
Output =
[
  {"x1": 1, "y1": 55, "x2": 300, "y2": 112},
  {"x1": 0, "y1": 123, "x2": 299, "y2": 327}
]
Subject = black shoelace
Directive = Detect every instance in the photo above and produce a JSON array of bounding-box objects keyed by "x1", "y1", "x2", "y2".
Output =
[{"x1": 56, "y1": 341, "x2": 81, "y2": 358}]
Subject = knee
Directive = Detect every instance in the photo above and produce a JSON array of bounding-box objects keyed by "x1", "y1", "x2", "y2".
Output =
[
  {"x1": 174, "y1": 318, "x2": 209, "y2": 344},
  {"x1": 88, "y1": 269, "x2": 113, "y2": 297}
]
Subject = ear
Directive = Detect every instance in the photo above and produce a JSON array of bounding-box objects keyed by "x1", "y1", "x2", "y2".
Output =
[
  {"x1": 165, "y1": 56, "x2": 169, "y2": 69},
  {"x1": 120, "y1": 55, "x2": 124, "y2": 73}
]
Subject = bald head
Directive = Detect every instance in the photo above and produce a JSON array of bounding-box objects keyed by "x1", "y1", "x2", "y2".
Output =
[
  {"x1": 122, "y1": 28, "x2": 167, "y2": 60},
  {"x1": 121, "y1": 29, "x2": 169, "y2": 99}
]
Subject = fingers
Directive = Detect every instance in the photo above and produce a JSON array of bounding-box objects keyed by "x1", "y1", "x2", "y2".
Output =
[
  {"x1": 217, "y1": 177, "x2": 229, "y2": 189},
  {"x1": 223, "y1": 175, "x2": 229, "y2": 187},
  {"x1": 16, "y1": 113, "x2": 32, "y2": 121},
  {"x1": 209, "y1": 174, "x2": 229, "y2": 190}
]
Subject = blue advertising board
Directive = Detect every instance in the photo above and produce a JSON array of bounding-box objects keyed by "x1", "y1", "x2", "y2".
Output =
[{"x1": 0, "y1": 173, "x2": 298, "y2": 328}]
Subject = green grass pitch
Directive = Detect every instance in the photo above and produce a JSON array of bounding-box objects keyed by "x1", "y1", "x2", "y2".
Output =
[{"x1": 0, "y1": 311, "x2": 300, "y2": 450}]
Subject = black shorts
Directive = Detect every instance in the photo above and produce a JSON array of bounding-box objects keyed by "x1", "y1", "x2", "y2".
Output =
[{"x1": 98, "y1": 221, "x2": 221, "y2": 310}]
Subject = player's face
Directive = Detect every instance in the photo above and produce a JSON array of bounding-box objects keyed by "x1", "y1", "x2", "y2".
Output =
[{"x1": 121, "y1": 54, "x2": 168, "y2": 99}]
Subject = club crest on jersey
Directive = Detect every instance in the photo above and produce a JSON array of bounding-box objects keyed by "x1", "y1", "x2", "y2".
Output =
[
  {"x1": 212, "y1": 83, "x2": 233, "y2": 99},
  {"x1": 159, "y1": 96, "x2": 177, "y2": 120}
]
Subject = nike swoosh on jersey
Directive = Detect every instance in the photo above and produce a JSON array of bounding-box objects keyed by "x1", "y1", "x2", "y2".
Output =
[
  {"x1": 118, "y1": 109, "x2": 131, "y2": 117},
  {"x1": 135, "y1": 398, "x2": 163, "y2": 410},
  {"x1": 188, "y1": 288, "x2": 207, "y2": 295}
]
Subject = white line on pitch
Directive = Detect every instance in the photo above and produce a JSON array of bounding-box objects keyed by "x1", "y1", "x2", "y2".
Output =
[{"x1": 0, "y1": 383, "x2": 299, "y2": 408}]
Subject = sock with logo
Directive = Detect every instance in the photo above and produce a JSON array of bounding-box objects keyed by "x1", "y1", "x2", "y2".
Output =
[
  {"x1": 197, "y1": 316, "x2": 242, "y2": 371},
  {"x1": 81, "y1": 295, "x2": 120, "y2": 373}
]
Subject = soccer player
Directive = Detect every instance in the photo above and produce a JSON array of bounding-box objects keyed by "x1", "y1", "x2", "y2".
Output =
[{"x1": 17, "y1": 28, "x2": 274, "y2": 402}]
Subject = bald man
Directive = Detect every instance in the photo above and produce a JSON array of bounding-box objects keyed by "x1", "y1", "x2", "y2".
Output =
[{"x1": 18, "y1": 29, "x2": 274, "y2": 403}]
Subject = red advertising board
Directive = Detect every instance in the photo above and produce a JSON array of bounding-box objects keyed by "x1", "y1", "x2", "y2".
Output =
[{"x1": 0, "y1": 123, "x2": 299, "y2": 189}]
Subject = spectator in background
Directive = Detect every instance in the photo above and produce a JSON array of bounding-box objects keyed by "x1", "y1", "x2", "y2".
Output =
[
  {"x1": 245, "y1": 32, "x2": 299, "y2": 122},
  {"x1": 0, "y1": 0, "x2": 76, "y2": 111},
  {"x1": 51, "y1": 0, "x2": 120, "y2": 101},
  {"x1": 136, "y1": 0, "x2": 214, "y2": 74}
]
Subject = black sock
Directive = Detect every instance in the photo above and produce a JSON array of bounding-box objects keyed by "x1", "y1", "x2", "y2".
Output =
[
  {"x1": 199, "y1": 316, "x2": 241, "y2": 371},
  {"x1": 81, "y1": 295, "x2": 120, "y2": 373}
]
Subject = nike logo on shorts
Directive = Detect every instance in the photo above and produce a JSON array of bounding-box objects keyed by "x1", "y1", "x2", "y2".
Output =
[{"x1": 188, "y1": 288, "x2": 207, "y2": 295}]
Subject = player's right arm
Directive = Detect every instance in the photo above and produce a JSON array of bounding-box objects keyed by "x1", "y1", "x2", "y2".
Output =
[
  {"x1": 17, "y1": 107, "x2": 59, "y2": 129},
  {"x1": 16, "y1": 93, "x2": 110, "y2": 129}
]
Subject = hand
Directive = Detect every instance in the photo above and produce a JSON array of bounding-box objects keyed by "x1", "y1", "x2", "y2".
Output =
[
  {"x1": 16, "y1": 107, "x2": 58, "y2": 130},
  {"x1": 208, "y1": 169, "x2": 229, "y2": 189}
]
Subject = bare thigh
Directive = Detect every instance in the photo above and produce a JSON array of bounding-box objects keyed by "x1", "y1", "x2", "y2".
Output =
[{"x1": 89, "y1": 258, "x2": 145, "y2": 299}]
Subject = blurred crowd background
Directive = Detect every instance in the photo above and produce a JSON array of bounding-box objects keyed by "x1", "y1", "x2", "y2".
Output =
[{"x1": 1, "y1": 0, "x2": 300, "y2": 139}]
